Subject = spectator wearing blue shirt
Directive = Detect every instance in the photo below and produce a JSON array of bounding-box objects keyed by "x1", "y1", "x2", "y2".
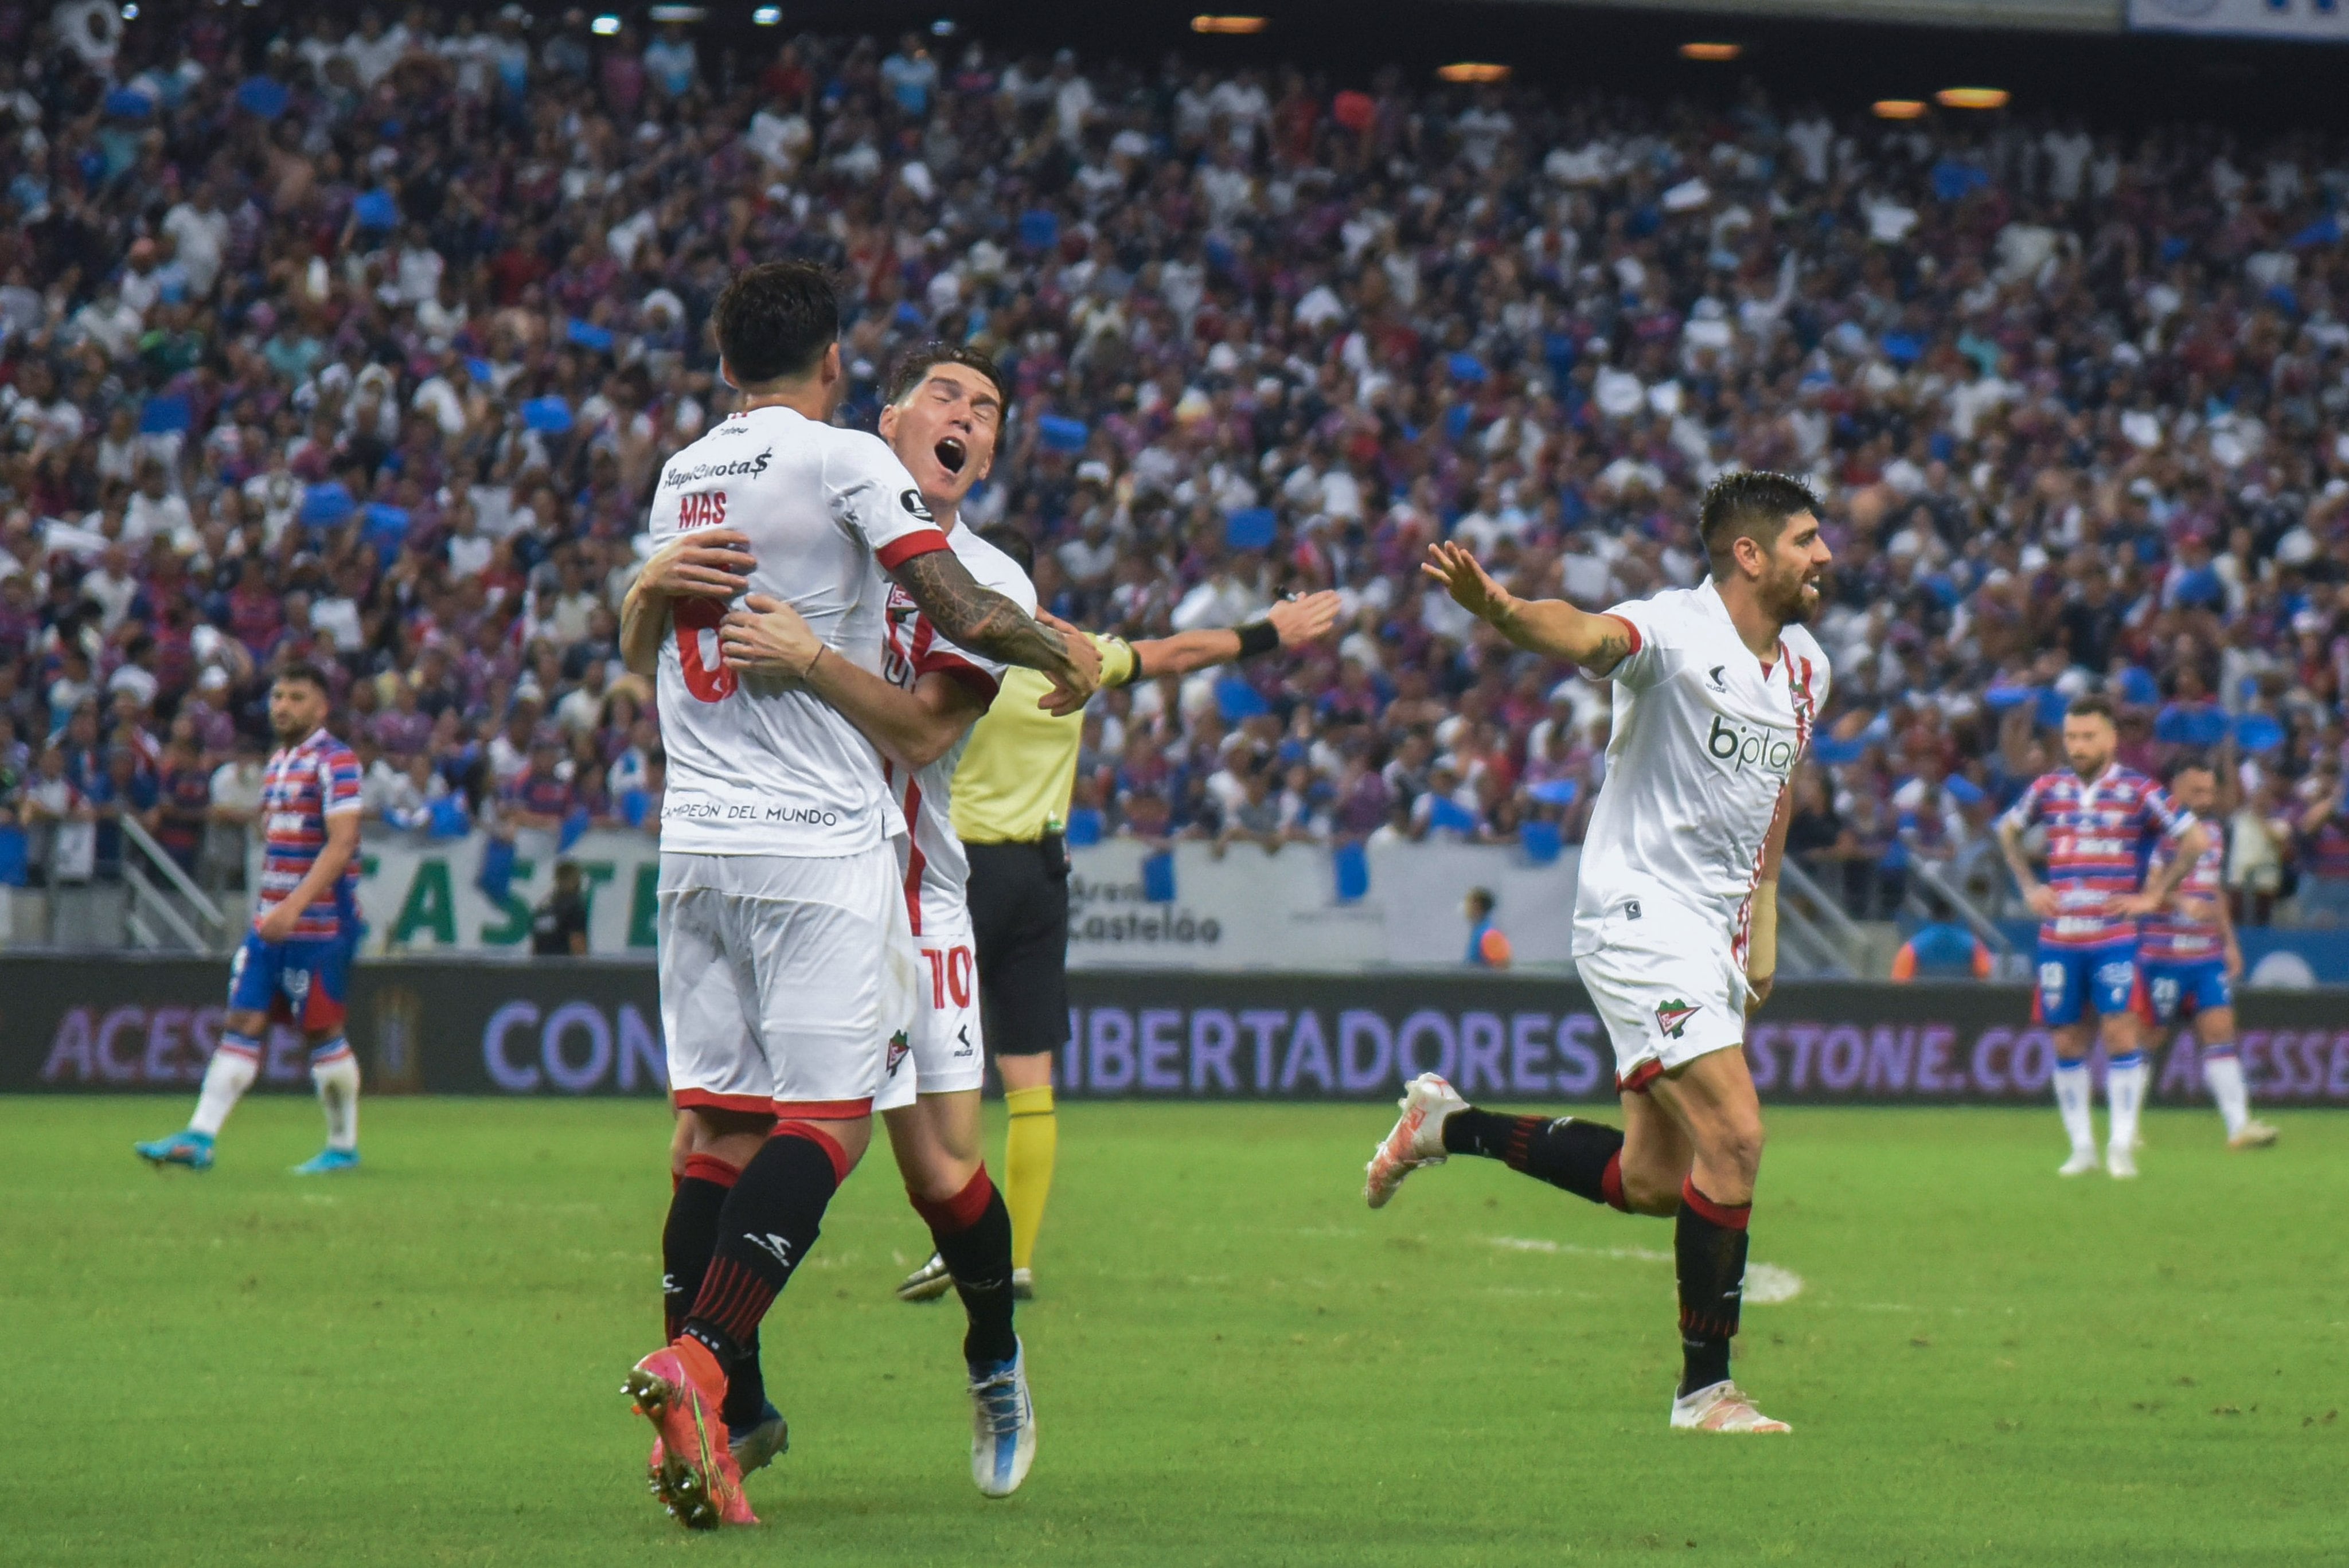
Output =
[
  {"x1": 1464, "y1": 887, "x2": 1512, "y2": 969},
  {"x1": 1891, "y1": 895, "x2": 1992, "y2": 981},
  {"x1": 880, "y1": 34, "x2": 937, "y2": 116}
]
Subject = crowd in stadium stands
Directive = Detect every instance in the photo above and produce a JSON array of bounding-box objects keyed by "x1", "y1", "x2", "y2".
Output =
[{"x1": 5, "y1": 2, "x2": 2349, "y2": 932}]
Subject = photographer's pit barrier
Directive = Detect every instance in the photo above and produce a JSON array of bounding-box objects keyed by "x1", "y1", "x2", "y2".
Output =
[{"x1": 9, "y1": 956, "x2": 2349, "y2": 1106}]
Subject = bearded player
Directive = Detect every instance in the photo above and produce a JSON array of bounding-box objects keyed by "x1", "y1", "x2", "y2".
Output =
[
  {"x1": 717, "y1": 343, "x2": 1340, "y2": 1493},
  {"x1": 1996, "y1": 695, "x2": 2207, "y2": 1179},
  {"x1": 135, "y1": 664, "x2": 364, "y2": 1176},
  {"x1": 1365, "y1": 471, "x2": 1830, "y2": 1436},
  {"x1": 2140, "y1": 760, "x2": 2276, "y2": 1151}
]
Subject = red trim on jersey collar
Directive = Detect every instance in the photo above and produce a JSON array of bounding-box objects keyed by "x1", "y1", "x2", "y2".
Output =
[{"x1": 876, "y1": 530, "x2": 951, "y2": 570}]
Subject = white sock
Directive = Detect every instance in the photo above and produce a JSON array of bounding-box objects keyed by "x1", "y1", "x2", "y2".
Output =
[
  {"x1": 2202, "y1": 1050, "x2": 2250, "y2": 1137},
  {"x1": 2106, "y1": 1053, "x2": 2147, "y2": 1154},
  {"x1": 190, "y1": 1038, "x2": 261, "y2": 1138},
  {"x1": 310, "y1": 1042, "x2": 361, "y2": 1152},
  {"x1": 2053, "y1": 1058, "x2": 2095, "y2": 1153}
]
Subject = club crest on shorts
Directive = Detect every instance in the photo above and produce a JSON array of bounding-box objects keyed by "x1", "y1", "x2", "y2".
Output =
[
  {"x1": 1655, "y1": 997, "x2": 1700, "y2": 1039},
  {"x1": 885, "y1": 1030, "x2": 910, "y2": 1077}
]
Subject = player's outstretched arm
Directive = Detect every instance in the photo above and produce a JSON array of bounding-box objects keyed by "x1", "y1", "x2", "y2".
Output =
[
  {"x1": 1114, "y1": 590, "x2": 1343, "y2": 677},
  {"x1": 890, "y1": 548, "x2": 1102, "y2": 715},
  {"x1": 620, "y1": 530, "x2": 756, "y2": 677},
  {"x1": 717, "y1": 593, "x2": 987, "y2": 769},
  {"x1": 1421, "y1": 542, "x2": 1632, "y2": 676}
]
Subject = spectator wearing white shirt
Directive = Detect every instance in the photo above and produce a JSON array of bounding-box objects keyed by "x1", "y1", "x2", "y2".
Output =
[
  {"x1": 342, "y1": 10, "x2": 412, "y2": 90},
  {"x1": 123, "y1": 464, "x2": 193, "y2": 548},
  {"x1": 161, "y1": 185, "x2": 229, "y2": 299},
  {"x1": 446, "y1": 503, "x2": 494, "y2": 580}
]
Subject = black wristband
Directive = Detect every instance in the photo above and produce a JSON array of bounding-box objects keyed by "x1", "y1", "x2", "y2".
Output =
[{"x1": 1235, "y1": 620, "x2": 1279, "y2": 659}]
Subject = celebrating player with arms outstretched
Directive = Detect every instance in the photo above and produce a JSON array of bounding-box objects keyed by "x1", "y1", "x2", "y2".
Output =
[
  {"x1": 2139, "y1": 761, "x2": 2275, "y2": 1150},
  {"x1": 715, "y1": 343, "x2": 1340, "y2": 1495},
  {"x1": 136, "y1": 664, "x2": 364, "y2": 1176},
  {"x1": 1364, "y1": 471, "x2": 1830, "y2": 1436},
  {"x1": 614, "y1": 266, "x2": 1098, "y2": 1530},
  {"x1": 1996, "y1": 695, "x2": 2208, "y2": 1179}
]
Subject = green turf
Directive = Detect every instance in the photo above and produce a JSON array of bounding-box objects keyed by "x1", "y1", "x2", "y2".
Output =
[{"x1": 2, "y1": 1097, "x2": 2341, "y2": 1566}]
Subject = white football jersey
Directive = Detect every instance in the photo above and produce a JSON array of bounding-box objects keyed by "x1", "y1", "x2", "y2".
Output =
[
  {"x1": 1571, "y1": 580, "x2": 1830, "y2": 956},
  {"x1": 880, "y1": 526, "x2": 1035, "y2": 933},
  {"x1": 642, "y1": 404, "x2": 948, "y2": 857}
]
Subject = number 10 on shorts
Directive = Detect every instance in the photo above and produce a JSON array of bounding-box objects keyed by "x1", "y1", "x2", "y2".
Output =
[{"x1": 922, "y1": 945, "x2": 974, "y2": 1010}]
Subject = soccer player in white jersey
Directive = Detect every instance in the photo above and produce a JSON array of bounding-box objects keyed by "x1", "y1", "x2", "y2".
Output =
[
  {"x1": 2141, "y1": 761, "x2": 2277, "y2": 1149},
  {"x1": 1364, "y1": 471, "x2": 1832, "y2": 1436},
  {"x1": 613, "y1": 265, "x2": 1099, "y2": 1530},
  {"x1": 717, "y1": 343, "x2": 1342, "y2": 1496}
]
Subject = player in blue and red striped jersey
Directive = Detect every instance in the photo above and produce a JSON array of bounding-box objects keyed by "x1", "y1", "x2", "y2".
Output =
[
  {"x1": 136, "y1": 664, "x2": 366, "y2": 1175},
  {"x1": 1997, "y1": 693, "x2": 2209, "y2": 1179},
  {"x1": 2139, "y1": 761, "x2": 2277, "y2": 1151}
]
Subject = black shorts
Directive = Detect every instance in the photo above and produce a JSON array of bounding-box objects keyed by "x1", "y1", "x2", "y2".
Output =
[{"x1": 963, "y1": 835, "x2": 1070, "y2": 1059}]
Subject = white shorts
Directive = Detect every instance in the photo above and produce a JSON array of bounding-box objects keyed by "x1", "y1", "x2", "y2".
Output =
[
  {"x1": 1574, "y1": 902, "x2": 1748, "y2": 1093},
  {"x1": 873, "y1": 906, "x2": 986, "y2": 1112},
  {"x1": 658, "y1": 846, "x2": 916, "y2": 1117}
]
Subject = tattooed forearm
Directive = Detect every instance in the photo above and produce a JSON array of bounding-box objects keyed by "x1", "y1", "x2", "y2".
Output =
[
  {"x1": 1582, "y1": 631, "x2": 1630, "y2": 675},
  {"x1": 891, "y1": 549, "x2": 1078, "y2": 678},
  {"x1": 1490, "y1": 595, "x2": 1630, "y2": 677}
]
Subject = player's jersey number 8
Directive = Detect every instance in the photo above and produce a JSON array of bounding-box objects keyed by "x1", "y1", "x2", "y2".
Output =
[{"x1": 675, "y1": 599, "x2": 738, "y2": 703}]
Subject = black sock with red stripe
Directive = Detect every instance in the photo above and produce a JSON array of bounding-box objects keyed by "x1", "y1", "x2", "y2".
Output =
[
  {"x1": 1675, "y1": 1178, "x2": 1750, "y2": 1397},
  {"x1": 1441, "y1": 1109, "x2": 1631, "y2": 1211},
  {"x1": 665, "y1": 1155, "x2": 770, "y2": 1430},
  {"x1": 910, "y1": 1167, "x2": 1016, "y2": 1367},
  {"x1": 682, "y1": 1128, "x2": 844, "y2": 1375}
]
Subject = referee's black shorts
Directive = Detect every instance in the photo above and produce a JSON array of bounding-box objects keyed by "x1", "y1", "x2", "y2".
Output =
[{"x1": 963, "y1": 834, "x2": 1071, "y2": 1059}]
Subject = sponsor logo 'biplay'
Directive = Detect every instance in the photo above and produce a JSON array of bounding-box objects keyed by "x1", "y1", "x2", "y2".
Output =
[{"x1": 1706, "y1": 714, "x2": 1798, "y2": 777}]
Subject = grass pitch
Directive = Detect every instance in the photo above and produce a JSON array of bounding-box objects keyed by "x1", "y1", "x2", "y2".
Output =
[{"x1": 2, "y1": 1097, "x2": 2341, "y2": 1567}]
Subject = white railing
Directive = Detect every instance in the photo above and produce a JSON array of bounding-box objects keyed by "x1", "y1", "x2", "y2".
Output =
[{"x1": 116, "y1": 815, "x2": 236, "y2": 954}]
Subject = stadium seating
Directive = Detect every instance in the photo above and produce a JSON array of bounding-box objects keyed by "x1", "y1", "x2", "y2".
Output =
[{"x1": 0, "y1": 9, "x2": 2340, "y2": 927}]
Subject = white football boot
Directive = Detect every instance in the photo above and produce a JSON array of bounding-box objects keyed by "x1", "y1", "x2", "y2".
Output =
[
  {"x1": 1364, "y1": 1073, "x2": 1468, "y2": 1209},
  {"x1": 2105, "y1": 1143, "x2": 2139, "y2": 1179},
  {"x1": 968, "y1": 1338, "x2": 1036, "y2": 1497},
  {"x1": 1671, "y1": 1381, "x2": 1792, "y2": 1434},
  {"x1": 2227, "y1": 1120, "x2": 2279, "y2": 1150},
  {"x1": 2057, "y1": 1147, "x2": 2101, "y2": 1177}
]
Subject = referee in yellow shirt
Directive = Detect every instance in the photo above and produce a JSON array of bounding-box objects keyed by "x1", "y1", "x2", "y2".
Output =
[{"x1": 930, "y1": 538, "x2": 1337, "y2": 1299}]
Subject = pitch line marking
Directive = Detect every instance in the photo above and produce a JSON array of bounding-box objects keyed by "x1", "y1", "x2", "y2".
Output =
[{"x1": 1488, "y1": 1236, "x2": 1805, "y2": 1305}]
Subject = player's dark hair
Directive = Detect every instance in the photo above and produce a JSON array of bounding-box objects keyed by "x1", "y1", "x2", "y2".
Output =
[
  {"x1": 980, "y1": 525, "x2": 1036, "y2": 576},
  {"x1": 2067, "y1": 693, "x2": 2117, "y2": 725},
  {"x1": 1468, "y1": 886, "x2": 1497, "y2": 916},
  {"x1": 711, "y1": 260, "x2": 838, "y2": 385},
  {"x1": 1699, "y1": 471, "x2": 1820, "y2": 577},
  {"x1": 885, "y1": 342, "x2": 1009, "y2": 412},
  {"x1": 2165, "y1": 754, "x2": 2216, "y2": 784},
  {"x1": 275, "y1": 661, "x2": 332, "y2": 697}
]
